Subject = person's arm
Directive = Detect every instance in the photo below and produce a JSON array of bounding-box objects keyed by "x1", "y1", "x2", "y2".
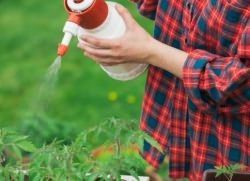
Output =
[
  {"x1": 149, "y1": 39, "x2": 250, "y2": 113},
  {"x1": 78, "y1": 4, "x2": 187, "y2": 79},
  {"x1": 147, "y1": 39, "x2": 188, "y2": 78},
  {"x1": 78, "y1": 5, "x2": 250, "y2": 113},
  {"x1": 183, "y1": 49, "x2": 250, "y2": 114}
]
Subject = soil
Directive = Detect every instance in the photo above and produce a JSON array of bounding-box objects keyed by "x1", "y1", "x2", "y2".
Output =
[{"x1": 203, "y1": 170, "x2": 250, "y2": 181}]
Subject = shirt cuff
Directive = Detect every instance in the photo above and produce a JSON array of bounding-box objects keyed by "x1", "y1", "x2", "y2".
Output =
[
  {"x1": 182, "y1": 50, "x2": 216, "y2": 113},
  {"x1": 183, "y1": 49, "x2": 250, "y2": 114}
]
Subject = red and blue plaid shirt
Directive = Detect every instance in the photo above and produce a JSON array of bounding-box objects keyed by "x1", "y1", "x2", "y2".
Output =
[{"x1": 132, "y1": 0, "x2": 250, "y2": 180}]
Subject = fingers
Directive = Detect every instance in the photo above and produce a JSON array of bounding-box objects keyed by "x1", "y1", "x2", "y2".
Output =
[
  {"x1": 80, "y1": 36, "x2": 118, "y2": 49},
  {"x1": 78, "y1": 41, "x2": 97, "y2": 49},
  {"x1": 84, "y1": 52, "x2": 120, "y2": 66},
  {"x1": 115, "y1": 4, "x2": 135, "y2": 29},
  {"x1": 78, "y1": 42, "x2": 122, "y2": 66},
  {"x1": 78, "y1": 42, "x2": 113, "y2": 58}
]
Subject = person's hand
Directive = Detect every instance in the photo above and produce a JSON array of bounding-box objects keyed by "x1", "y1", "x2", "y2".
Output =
[{"x1": 77, "y1": 4, "x2": 154, "y2": 66}]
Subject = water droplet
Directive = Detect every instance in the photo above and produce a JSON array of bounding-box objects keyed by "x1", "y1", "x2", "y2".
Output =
[{"x1": 32, "y1": 56, "x2": 62, "y2": 113}]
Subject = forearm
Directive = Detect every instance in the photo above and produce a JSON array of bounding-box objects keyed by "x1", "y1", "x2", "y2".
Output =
[{"x1": 147, "y1": 38, "x2": 188, "y2": 79}]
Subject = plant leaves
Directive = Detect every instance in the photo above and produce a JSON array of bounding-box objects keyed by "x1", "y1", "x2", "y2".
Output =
[
  {"x1": 141, "y1": 132, "x2": 164, "y2": 153},
  {"x1": 11, "y1": 145, "x2": 22, "y2": 159},
  {"x1": 215, "y1": 169, "x2": 224, "y2": 177},
  {"x1": 13, "y1": 136, "x2": 29, "y2": 143},
  {"x1": 230, "y1": 163, "x2": 243, "y2": 172},
  {"x1": 17, "y1": 141, "x2": 37, "y2": 152},
  {"x1": 86, "y1": 173, "x2": 100, "y2": 181}
]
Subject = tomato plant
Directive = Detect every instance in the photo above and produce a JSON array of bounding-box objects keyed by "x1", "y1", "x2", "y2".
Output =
[{"x1": 0, "y1": 118, "x2": 162, "y2": 180}]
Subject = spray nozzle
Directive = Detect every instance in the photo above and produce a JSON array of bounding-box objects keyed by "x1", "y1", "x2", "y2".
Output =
[
  {"x1": 57, "y1": 44, "x2": 69, "y2": 57},
  {"x1": 57, "y1": 0, "x2": 108, "y2": 57},
  {"x1": 57, "y1": 31, "x2": 73, "y2": 57}
]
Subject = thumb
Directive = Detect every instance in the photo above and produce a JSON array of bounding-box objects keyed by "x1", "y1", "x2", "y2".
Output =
[{"x1": 115, "y1": 4, "x2": 135, "y2": 29}]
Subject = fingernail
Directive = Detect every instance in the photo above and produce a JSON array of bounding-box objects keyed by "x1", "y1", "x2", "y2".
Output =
[{"x1": 82, "y1": 37, "x2": 88, "y2": 41}]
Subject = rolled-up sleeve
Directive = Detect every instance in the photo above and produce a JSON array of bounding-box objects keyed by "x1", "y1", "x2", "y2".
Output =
[
  {"x1": 130, "y1": 0, "x2": 159, "y2": 20},
  {"x1": 183, "y1": 27, "x2": 250, "y2": 114}
]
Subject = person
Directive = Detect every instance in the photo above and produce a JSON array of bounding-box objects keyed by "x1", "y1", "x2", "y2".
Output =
[{"x1": 78, "y1": 0, "x2": 250, "y2": 180}]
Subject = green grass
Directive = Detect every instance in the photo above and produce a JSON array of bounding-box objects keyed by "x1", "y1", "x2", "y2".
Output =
[{"x1": 0, "y1": 0, "x2": 154, "y2": 128}]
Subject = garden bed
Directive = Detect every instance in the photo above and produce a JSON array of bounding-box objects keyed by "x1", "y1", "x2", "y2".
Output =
[{"x1": 203, "y1": 169, "x2": 250, "y2": 181}]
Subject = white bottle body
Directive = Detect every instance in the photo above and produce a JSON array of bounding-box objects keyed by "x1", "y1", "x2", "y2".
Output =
[{"x1": 77, "y1": 2, "x2": 148, "y2": 81}]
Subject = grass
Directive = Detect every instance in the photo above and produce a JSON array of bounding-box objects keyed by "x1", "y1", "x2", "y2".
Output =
[{"x1": 0, "y1": 0, "x2": 154, "y2": 128}]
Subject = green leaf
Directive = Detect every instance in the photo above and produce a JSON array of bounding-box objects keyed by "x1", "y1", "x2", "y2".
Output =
[
  {"x1": 32, "y1": 173, "x2": 42, "y2": 181},
  {"x1": 230, "y1": 163, "x2": 243, "y2": 172},
  {"x1": 87, "y1": 173, "x2": 100, "y2": 181},
  {"x1": 0, "y1": 138, "x2": 3, "y2": 146},
  {"x1": 18, "y1": 174, "x2": 25, "y2": 181},
  {"x1": 17, "y1": 141, "x2": 37, "y2": 152},
  {"x1": 11, "y1": 145, "x2": 22, "y2": 159},
  {"x1": 215, "y1": 169, "x2": 224, "y2": 177},
  {"x1": 14, "y1": 136, "x2": 29, "y2": 143},
  {"x1": 215, "y1": 165, "x2": 225, "y2": 177},
  {"x1": 141, "y1": 132, "x2": 164, "y2": 153}
]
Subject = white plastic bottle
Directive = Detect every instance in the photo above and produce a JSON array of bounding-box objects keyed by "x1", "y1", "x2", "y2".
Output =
[{"x1": 58, "y1": 0, "x2": 148, "y2": 81}]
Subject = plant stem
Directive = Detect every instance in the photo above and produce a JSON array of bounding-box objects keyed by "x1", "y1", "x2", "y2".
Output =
[
  {"x1": 115, "y1": 137, "x2": 121, "y2": 179},
  {"x1": 116, "y1": 138, "x2": 121, "y2": 157},
  {"x1": 223, "y1": 173, "x2": 231, "y2": 181},
  {"x1": 229, "y1": 174, "x2": 233, "y2": 181}
]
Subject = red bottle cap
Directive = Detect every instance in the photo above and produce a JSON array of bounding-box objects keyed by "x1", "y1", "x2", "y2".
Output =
[{"x1": 64, "y1": 0, "x2": 109, "y2": 29}]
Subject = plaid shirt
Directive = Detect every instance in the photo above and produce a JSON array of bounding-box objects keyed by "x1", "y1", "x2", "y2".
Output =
[{"x1": 132, "y1": 0, "x2": 250, "y2": 180}]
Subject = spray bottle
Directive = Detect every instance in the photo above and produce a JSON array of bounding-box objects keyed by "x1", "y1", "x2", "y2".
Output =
[{"x1": 57, "y1": 0, "x2": 148, "y2": 81}]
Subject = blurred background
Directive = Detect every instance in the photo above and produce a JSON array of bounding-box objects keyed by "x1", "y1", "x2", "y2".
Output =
[{"x1": 0, "y1": 0, "x2": 154, "y2": 144}]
